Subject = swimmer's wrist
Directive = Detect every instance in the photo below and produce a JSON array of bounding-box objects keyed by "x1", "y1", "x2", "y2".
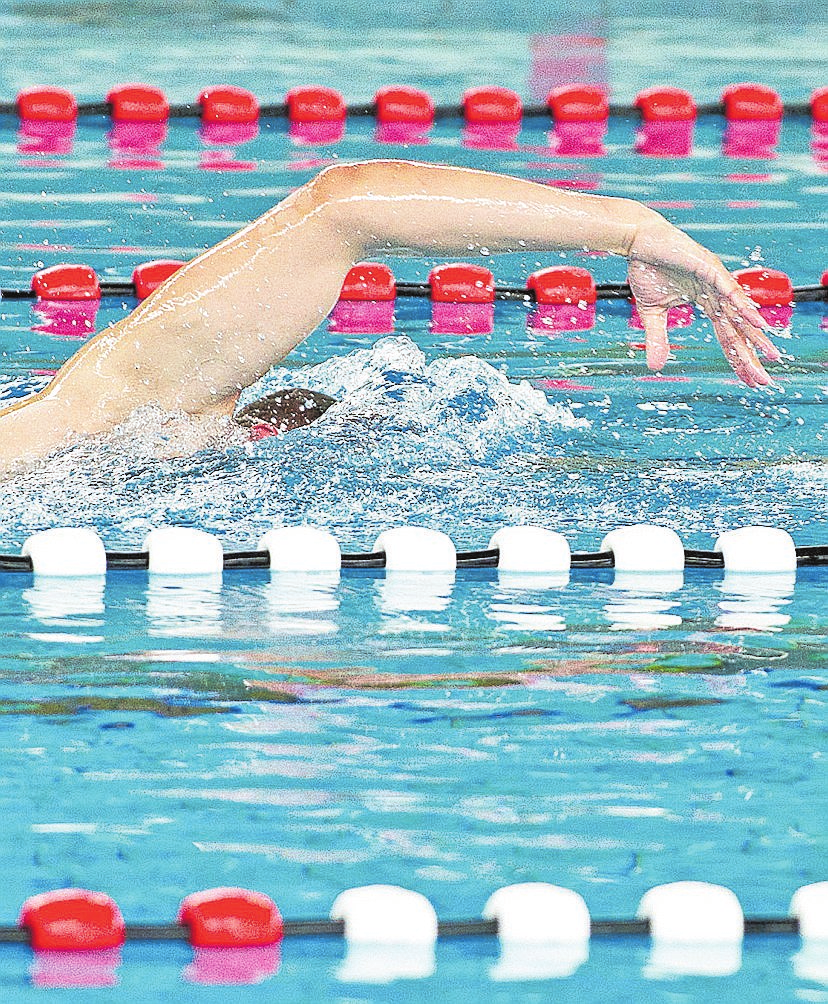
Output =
[{"x1": 588, "y1": 198, "x2": 663, "y2": 257}]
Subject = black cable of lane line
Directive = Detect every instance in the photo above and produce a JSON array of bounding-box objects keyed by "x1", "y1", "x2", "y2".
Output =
[
  {"x1": 683, "y1": 549, "x2": 726, "y2": 569},
  {"x1": 99, "y1": 282, "x2": 140, "y2": 299},
  {"x1": 0, "y1": 927, "x2": 29, "y2": 943},
  {"x1": 793, "y1": 285, "x2": 828, "y2": 302},
  {"x1": 0, "y1": 915, "x2": 802, "y2": 944},
  {"x1": 797, "y1": 545, "x2": 828, "y2": 566},
  {"x1": 123, "y1": 923, "x2": 189, "y2": 941},
  {"x1": 393, "y1": 281, "x2": 433, "y2": 299},
  {"x1": 257, "y1": 103, "x2": 289, "y2": 118},
  {"x1": 75, "y1": 102, "x2": 111, "y2": 116},
  {"x1": 341, "y1": 551, "x2": 386, "y2": 569},
  {"x1": 5, "y1": 280, "x2": 826, "y2": 304},
  {"x1": 456, "y1": 548, "x2": 500, "y2": 569},
  {"x1": 0, "y1": 554, "x2": 33, "y2": 572},
  {"x1": 570, "y1": 550, "x2": 615, "y2": 569},
  {"x1": 0, "y1": 98, "x2": 820, "y2": 120},
  {"x1": 106, "y1": 551, "x2": 149, "y2": 570},
  {"x1": 2, "y1": 546, "x2": 826, "y2": 574},
  {"x1": 222, "y1": 550, "x2": 271, "y2": 570}
]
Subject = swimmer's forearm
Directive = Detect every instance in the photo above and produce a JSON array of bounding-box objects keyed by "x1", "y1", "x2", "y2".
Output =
[{"x1": 311, "y1": 160, "x2": 661, "y2": 259}]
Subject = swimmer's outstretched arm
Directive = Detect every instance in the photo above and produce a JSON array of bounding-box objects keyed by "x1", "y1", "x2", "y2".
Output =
[{"x1": 0, "y1": 160, "x2": 778, "y2": 467}]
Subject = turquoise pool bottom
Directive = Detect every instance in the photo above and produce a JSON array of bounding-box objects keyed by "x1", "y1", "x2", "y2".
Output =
[{"x1": 0, "y1": 567, "x2": 823, "y2": 931}]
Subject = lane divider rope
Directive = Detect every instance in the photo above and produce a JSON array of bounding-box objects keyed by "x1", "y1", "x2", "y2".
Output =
[
  {"x1": 2, "y1": 82, "x2": 826, "y2": 125},
  {"x1": 3, "y1": 525, "x2": 827, "y2": 577},
  {"x1": 3, "y1": 276, "x2": 827, "y2": 304},
  {"x1": 4, "y1": 262, "x2": 828, "y2": 308}
]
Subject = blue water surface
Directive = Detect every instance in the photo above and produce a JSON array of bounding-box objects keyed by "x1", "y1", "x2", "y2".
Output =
[{"x1": 0, "y1": 0, "x2": 825, "y2": 999}]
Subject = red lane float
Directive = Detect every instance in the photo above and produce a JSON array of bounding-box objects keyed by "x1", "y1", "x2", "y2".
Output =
[
  {"x1": 198, "y1": 86, "x2": 259, "y2": 124},
  {"x1": 634, "y1": 89, "x2": 696, "y2": 156},
  {"x1": 16, "y1": 87, "x2": 78, "y2": 122},
  {"x1": 527, "y1": 266, "x2": 597, "y2": 304},
  {"x1": 634, "y1": 87, "x2": 697, "y2": 122},
  {"x1": 547, "y1": 85, "x2": 609, "y2": 122},
  {"x1": 340, "y1": 263, "x2": 396, "y2": 301},
  {"x1": 133, "y1": 259, "x2": 185, "y2": 299},
  {"x1": 722, "y1": 83, "x2": 783, "y2": 121},
  {"x1": 107, "y1": 84, "x2": 170, "y2": 123},
  {"x1": 374, "y1": 86, "x2": 434, "y2": 125},
  {"x1": 32, "y1": 264, "x2": 100, "y2": 301},
  {"x1": 812, "y1": 87, "x2": 828, "y2": 124},
  {"x1": 429, "y1": 263, "x2": 495, "y2": 303},
  {"x1": 527, "y1": 266, "x2": 597, "y2": 333},
  {"x1": 286, "y1": 86, "x2": 346, "y2": 123},
  {"x1": 462, "y1": 87, "x2": 522, "y2": 125},
  {"x1": 733, "y1": 267, "x2": 793, "y2": 306},
  {"x1": 179, "y1": 888, "x2": 283, "y2": 948},
  {"x1": 430, "y1": 264, "x2": 495, "y2": 334},
  {"x1": 19, "y1": 890, "x2": 125, "y2": 951}
]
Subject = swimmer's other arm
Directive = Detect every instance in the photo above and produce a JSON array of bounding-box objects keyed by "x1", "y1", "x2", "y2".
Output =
[{"x1": 0, "y1": 160, "x2": 779, "y2": 468}]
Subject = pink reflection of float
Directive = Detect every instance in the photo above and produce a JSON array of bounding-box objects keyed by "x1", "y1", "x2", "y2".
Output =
[
  {"x1": 462, "y1": 123, "x2": 521, "y2": 151},
  {"x1": 30, "y1": 948, "x2": 121, "y2": 989},
  {"x1": 199, "y1": 121, "x2": 258, "y2": 146},
  {"x1": 635, "y1": 120, "x2": 694, "y2": 158},
  {"x1": 289, "y1": 120, "x2": 345, "y2": 145},
  {"x1": 723, "y1": 118, "x2": 781, "y2": 159},
  {"x1": 18, "y1": 119, "x2": 76, "y2": 157},
  {"x1": 528, "y1": 302, "x2": 596, "y2": 333},
  {"x1": 329, "y1": 300, "x2": 395, "y2": 334},
  {"x1": 374, "y1": 121, "x2": 431, "y2": 146},
  {"x1": 199, "y1": 149, "x2": 257, "y2": 172},
  {"x1": 549, "y1": 121, "x2": 606, "y2": 157},
  {"x1": 536, "y1": 377, "x2": 596, "y2": 391},
  {"x1": 811, "y1": 122, "x2": 828, "y2": 165},
  {"x1": 107, "y1": 121, "x2": 167, "y2": 170},
  {"x1": 31, "y1": 300, "x2": 99, "y2": 338},
  {"x1": 757, "y1": 304, "x2": 793, "y2": 329},
  {"x1": 430, "y1": 301, "x2": 494, "y2": 335},
  {"x1": 184, "y1": 945, "x2": 281, "y2": 986}
]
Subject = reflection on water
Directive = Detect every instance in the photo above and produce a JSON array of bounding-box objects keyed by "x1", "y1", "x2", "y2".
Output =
[
  {"x1": 605, "y1": 571, "x2": 684, "y2": 631},
  {"x1": 715, "y1": 572, "x2": 795, "y2": 632},
  {"x1": 145, "y1": 577, "x2": 223, "y2": 637},
  {"x1": 24, "y1": 577, "x2": 105, "y2": 623},
  {"x1": 375, "y1": 571, "x2": 455, "y2": 615},
  {"x1": 265, "y1": 571, "x2": 340, "y2": 635}
]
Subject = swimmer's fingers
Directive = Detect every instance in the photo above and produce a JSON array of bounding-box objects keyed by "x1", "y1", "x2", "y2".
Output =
[
  {"x1": 707, "y1": 309, "x2": 770, "y2": 388},
  {"x1": 719, "y1": 296, "x2": 782, "y2": 361},
  {"x1": 637, "y1": 304, "x2": 671, "y2": 371},
  {"x1": 705, "y1": 265, "x2": 785, "y2": 359}
]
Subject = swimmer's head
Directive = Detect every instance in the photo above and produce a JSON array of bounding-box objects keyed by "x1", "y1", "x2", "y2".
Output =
[{"x1": 234, "y1": 388, "x2": 338, "y2": 440}]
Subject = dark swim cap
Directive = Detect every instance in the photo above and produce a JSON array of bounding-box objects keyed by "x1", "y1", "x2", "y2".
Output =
[{"x1": 235, "y1": 388, "x2": 338, "y2": 440}]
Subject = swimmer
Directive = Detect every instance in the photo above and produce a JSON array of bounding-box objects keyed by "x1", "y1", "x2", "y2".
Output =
[{"x1": 0, "y1": 159, "x2": 780, "y2": 471}]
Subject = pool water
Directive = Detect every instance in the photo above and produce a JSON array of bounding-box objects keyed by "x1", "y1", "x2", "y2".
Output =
[{"x1": 0, "y1": 0, "x2": 826, "y2": 999}]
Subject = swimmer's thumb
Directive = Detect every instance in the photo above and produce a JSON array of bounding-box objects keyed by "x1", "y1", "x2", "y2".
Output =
[{"x1": 639, "y1": 305, "x2": 671, "y2": 372}]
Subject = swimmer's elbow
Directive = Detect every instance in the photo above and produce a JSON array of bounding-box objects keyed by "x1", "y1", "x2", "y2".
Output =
[{"x1": 308, "y1": 160, "x2": 415, "y2": 248}]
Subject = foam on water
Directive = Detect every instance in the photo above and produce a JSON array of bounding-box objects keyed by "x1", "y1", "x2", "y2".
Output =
[
  {"x1": 0, "y1": 337, "x2": 590, "y2": 548},
  {"x1": 0, "y1": 328, "x2": 823, "y2": 550}
]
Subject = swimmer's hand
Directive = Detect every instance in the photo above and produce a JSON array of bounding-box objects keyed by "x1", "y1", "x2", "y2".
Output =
[{"x1": 627, "y1": 221, "x2": 781, "y2": 387}]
